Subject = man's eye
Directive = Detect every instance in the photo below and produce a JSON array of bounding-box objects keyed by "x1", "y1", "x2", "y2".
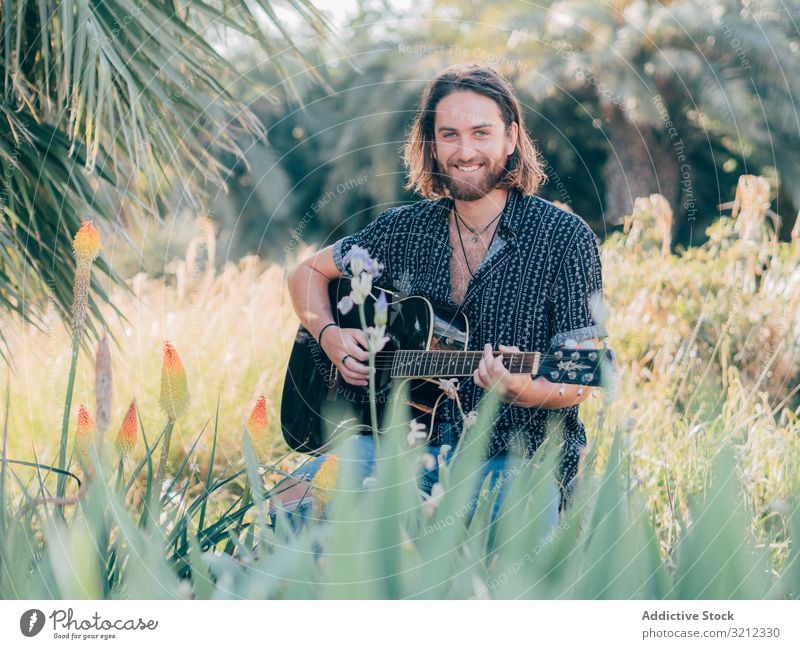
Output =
[
  {"x1": 475, "y1": 130, "x2": 488, "y2": 136},
  {"x1": 442, "y1": 132, "x2": 457, "y2": 138}
]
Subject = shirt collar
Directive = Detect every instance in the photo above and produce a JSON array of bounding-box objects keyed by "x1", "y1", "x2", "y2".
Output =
[
  {"x1": 498, "y1": 187, "x2": 524, "y2": 237},
  {"x1": 436, "y1": 187, "x2": 525, "y2": 237}
]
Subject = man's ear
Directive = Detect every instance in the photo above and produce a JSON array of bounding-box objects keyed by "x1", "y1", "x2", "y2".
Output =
[{"x1": 507, "y1": 121, "x2": 519, "y2": 156}]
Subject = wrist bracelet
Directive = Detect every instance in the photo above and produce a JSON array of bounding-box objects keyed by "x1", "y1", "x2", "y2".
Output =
[{"x1": 317, "y1": 322, "x2": 337, "y2": 346}]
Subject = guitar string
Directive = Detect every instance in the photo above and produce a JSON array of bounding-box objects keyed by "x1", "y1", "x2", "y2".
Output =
[{"x1": 355, "y1": 350, "x2": 598, "y2": 371}]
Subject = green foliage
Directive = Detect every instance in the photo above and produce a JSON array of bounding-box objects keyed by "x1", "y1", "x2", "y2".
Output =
[
  {"x1": 0, "y1": 0, "x2": 331, "y2": 357},
  {"x1": 1, "y1": 386, "x2": 796, "y2": 599}
]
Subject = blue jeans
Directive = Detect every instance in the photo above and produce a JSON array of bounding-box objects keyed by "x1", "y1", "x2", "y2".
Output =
[{"x1": 271, "y1": 428, "x2": 561, "y2": 533}]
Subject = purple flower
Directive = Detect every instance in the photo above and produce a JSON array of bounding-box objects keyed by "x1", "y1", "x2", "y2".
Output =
[
  {"x1": 374, "y1": 291, "x2": 388, "y2": 327},
  {"x1": 343, "y1": 245, "x2": 384, "y2": 278}
]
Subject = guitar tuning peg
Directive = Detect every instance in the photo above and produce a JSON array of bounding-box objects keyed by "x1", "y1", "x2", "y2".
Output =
[
  {"x1": 568, "y1": 371, "x2": 576, "y2": 380},
  {"x1": 588, "y1": 351, "x2": 598, "y2": 361},
  {"x1": 554, "y1": 350, "x2": 563, "y2": 359},
  {"x1": 585, "y1": 373, "x2": 594, "y2": 382},
  {"x1": 550, "y1": 371, "x2": 559, "y2": 379},
  {"x1": 571, "y1": 351, "x2": 580, "y2": 361}
]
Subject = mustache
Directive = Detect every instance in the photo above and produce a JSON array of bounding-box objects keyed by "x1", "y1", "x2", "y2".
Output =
[{"x1": 449, "y1": 159, "x2": 487, "y2": 166}]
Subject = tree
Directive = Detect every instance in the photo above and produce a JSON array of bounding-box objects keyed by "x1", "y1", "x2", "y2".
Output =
[
  {"x1": 447, "y1": 0, "x2": 800, "y2": 235},
  {"x1": 0, "y1": 0, "x2": 331, "y2": 358}
]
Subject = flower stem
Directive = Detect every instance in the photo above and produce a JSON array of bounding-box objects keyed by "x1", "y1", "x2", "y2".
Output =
[
  {"x1": 155, "y1": 418, "x2": 175, "y2": 496},
  {"x1": 55, "y1": 329, "x2": 81, "y2": 518},
  {"x1": 115, "y1": 457, "x2": 124, "y2": 494},
  {"x1": 358, "y1": 303, "x2": 380, "y2": 455}
]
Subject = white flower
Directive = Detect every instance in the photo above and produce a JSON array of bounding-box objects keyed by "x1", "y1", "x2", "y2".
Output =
[
  {"x1": 350, "y1": 273, "x2": 373, "y2": 305},
  {"x1": 365, "y1": 325, "x2": 390, "y2": 352},
  {"x1": 421, "y1": 453, "x2": 436, "y2": 470},
  {"x1": 463, "y1": 410, "x2": 478, "y2": 428},
  {"x1": 337, "y1": 294, "x2": 354, "y2": 315},
  {"x1": 438, "y1": 377, "x2": 459, "y2": 400},
  {"x1": 438, "y1": 444, "x2": 452, "y2": 467},
  {"x1": 424, "y1": 482, "x2": 445, "y2": 516},
  {"x1": 407, "y1": 420, "x2": 428, "y2": 446},
  {"x1": 343, "y1": 245, "x2": 372, "y2": 277}
]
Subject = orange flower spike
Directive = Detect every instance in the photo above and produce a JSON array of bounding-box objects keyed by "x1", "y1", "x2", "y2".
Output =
[
  {"x1": 115, "y1": 400, "x2": 138, "y2": 457},
  {"x1": 71, "y1": 220, "x2": 102, "y2": 332},
  {"x1": 311, "y1": 455, "x2": 339, "y2": 518},
  {"x1": 72, "y1": 220, "x2": 101, "y2": 263},
  {"x1": 246, "y1": 395, "x2": 271, "y2": 465},
  {"x1": 159, "y1": 341, "x2": 190, "y2": 420},
  {"x1": 73, "y1": 404, "x2": 96, "y2": 471}
]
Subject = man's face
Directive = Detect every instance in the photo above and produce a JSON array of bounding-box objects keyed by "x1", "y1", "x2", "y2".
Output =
[{"x1": 432, "y1": 90, "x2": 518, "y2": 201}]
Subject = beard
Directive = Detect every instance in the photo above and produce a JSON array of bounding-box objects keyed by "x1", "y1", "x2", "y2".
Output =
[{"x1": 437, "y1": 155, "x2": 509, "y2": 201}]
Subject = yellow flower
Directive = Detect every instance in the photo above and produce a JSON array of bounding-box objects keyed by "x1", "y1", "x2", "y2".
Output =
[
  {"x1": 115, "y1": 400, "x2": 138, "y2": 457},
  {"x1": 72, "y1": 220, "x2": 101, "y2": 263},
  {"x1": 71, "y1": 220, "x2": 102, "y2": 333},
  {"x1": 311, "y1": 455, "x2": 339, "y2": 518},
  {"x1": 159, "y1": 341, "x2": 190, "y2": 420},
  {"x1": 73, "y1": 404, "x2": 96, "y2": 471},
  {"x1": 246, "y1": 395, "x2": 270, "y2": 465}
]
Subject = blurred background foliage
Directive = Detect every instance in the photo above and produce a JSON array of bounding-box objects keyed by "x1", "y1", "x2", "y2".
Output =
[{"x1": 205, "y1": 0, "x2": 800, "y2": 264}]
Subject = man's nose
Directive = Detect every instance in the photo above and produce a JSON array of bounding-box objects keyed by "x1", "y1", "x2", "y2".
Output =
[{"x1": 454, "y1": 139, "x2": 479, "y2": 161}]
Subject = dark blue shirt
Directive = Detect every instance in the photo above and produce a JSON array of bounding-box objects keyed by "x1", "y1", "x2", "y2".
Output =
[{"x1": 332, "y1": 188, "x2": 607, "y2": 496}]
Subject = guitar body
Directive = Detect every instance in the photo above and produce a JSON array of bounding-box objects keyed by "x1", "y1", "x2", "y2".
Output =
[{"x1": 281, "y1": 280, "x2": 468, "y2": 454}]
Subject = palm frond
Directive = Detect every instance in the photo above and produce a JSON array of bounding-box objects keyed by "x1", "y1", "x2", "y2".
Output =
[{"x1": 0, "y1": 0, "x2": 332, "y2": 359}]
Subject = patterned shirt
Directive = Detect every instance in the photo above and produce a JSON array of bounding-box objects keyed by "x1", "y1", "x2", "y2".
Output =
[{"x1": 332, "y1": 188, "x2": 607, "y2": 496}]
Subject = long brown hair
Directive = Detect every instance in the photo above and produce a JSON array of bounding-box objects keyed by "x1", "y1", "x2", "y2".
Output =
[{"x1": 403, "y1": 64, "x2": 546, "y2": 199}]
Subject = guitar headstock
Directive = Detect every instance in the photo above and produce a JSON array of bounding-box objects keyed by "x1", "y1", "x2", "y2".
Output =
[{"x1": 537, "y1": 346, "x2": 615, "y2": 387}]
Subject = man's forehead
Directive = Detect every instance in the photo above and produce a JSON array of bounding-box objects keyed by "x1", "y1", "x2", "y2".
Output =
[
  {"x1": 434, "y1": 91, "x2": 503, "y2": 128},
  {"x1": 435, "y1": 105, "x2": 502, "y2": 129}
]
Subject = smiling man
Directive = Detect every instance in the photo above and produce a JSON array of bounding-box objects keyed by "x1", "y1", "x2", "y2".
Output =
[{"x1": 285, "y1": 64, "x2": 607, "y2": 522}]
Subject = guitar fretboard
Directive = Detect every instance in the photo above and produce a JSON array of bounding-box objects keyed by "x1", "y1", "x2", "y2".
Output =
[{"x1": 382, "y1": 350, "x2": 541, "y2": 378}]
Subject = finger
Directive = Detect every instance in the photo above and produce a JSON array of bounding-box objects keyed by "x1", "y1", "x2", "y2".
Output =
[
  {"x1": 348, "y1": 342, "x2": 370, "y2": 363},
  {"x1": 343, "y1": 356, "x2": 370, "y2": 376},
  {"x1": 498, "y1": 344, "x2": 521, "y2": 354},
  {"x1": 342, "y1": 372, "x2": 368, "y2": 387},
  {"x1": 339, "y1": 363, "x2": 369, "y2": 385},
  {"x1": 482, "y1": 343, "x2": 495, "y2": 369},
  {"x1": 493, "y1": 353, "x2": 505, "y2": 375},
  {"x1": 476, "y1": 359, "x2": 493, "y2": 387},
  {"x1": 351, "y1": 328, "x2": 369, "y2": 349}
]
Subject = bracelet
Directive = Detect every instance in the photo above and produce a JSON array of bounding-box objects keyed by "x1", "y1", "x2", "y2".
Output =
[{"x1": 317, "y1": 322, "x2": 337, "y2": 346}]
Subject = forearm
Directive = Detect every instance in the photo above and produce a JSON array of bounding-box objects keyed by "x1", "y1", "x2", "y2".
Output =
[
  {"x1": 287, "y1": 264, "x2": 336, "y2": 340},
  {"x1": 511, "y1": 377, "x2": 591, "y2": 409}
]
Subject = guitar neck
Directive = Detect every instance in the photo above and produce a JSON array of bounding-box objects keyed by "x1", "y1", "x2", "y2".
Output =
[{"x1": 383, "y1": 350, "x2": 541, "y2": 379}]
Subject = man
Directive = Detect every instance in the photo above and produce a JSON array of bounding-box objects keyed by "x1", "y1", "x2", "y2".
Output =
[{"x1": 283, "y1": 64, "x2": 607, "y2": 523}]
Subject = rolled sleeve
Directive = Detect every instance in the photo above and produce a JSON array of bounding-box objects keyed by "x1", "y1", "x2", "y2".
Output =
[
  {"x1": 332, "y1": 207, "x2": 399, "y2": 284},
  {"x1": 550, "y1": 223, "x2": 607, "y2": 348}
]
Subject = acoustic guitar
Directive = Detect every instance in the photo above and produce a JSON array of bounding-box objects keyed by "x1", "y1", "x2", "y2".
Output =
[{"x1": 281, "y1": 279, "x2": 612, "y2": 454}]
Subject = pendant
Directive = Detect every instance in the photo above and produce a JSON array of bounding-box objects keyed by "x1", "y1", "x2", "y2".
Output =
[{"x1": 471, "y1": 233, "x2": 479, "y2": 244}]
